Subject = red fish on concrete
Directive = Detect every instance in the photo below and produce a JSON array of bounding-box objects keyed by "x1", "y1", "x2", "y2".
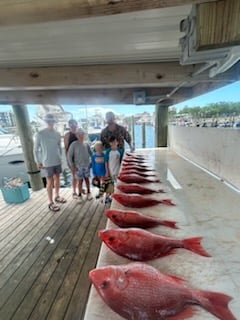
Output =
[
  {"x1": 105, "y1": 209, "x2": 177, "y2": 229},
  {"x1": 117, "y1": 183, "x2": 165, "y2": 194},
  {"x1": 117, "y1": 174, "x2": 160, "y2": 184},
  {"x1": 98, "y1": 228, "x2": 211, "y2": 260},
  {"x1": 122, "y1": 158, "x2": 147, "y2": 164},
  {"x1": 89, "y1": 262, "x2": 236, "y2": 320},
  {"x1": 120, "y1": 169, "x2": 157, "y2": 177},
  {"x1": 112, "y1": 193, "x2": 174, "y2": 207},
  {"x1": 125, "y1": 152, "x2": 146, "y2": 159},
  {"x1": 122, "y1": 164, "x2": 155, "y2": 172}
]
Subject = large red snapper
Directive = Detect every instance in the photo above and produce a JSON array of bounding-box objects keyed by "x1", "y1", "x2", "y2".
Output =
[
  {"x1": 120, "y1": 169, "x2": 157, "y2": 177},
  {"x1": 112, "y1": 193, "x2": 174, "y2": 207},
  {"x1": 89, "y1": 262, "x2": 236, "y2": 320},
  {"x1": 117, "y1": 175, "x2": 160, "y2": 184},
  {"x1": 117, "y1": 183, "x2": 165, "y2": 194},
  {"x1": 122, "y1": 164, "x2": 155, "y2": 172},
  {"x1": 105, "y1": 209, "x2": 177, "y2": 229},
  {"x1": 98, "y1": 228, "x2": 210, "y2": 260}
]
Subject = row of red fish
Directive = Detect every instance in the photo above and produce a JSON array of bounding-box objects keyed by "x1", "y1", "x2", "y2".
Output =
[{"x1": 89, "y1": 152, "x2": 236, "y2": 320}]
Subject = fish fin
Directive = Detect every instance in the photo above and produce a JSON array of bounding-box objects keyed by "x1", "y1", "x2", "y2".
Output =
[
  {"x1": 166, "y1": 306, "x2": 197, "y2": 320},
  {"x1": 183, "y1": 237, "x2": 211, "y2": 257},
  {"x1": 160, "y1": 199, "x2": 175, "y2": 206},
  {"x1": 197, "y1": 290, "x2": 236, "y2": 320},
  {"x1": 164, "y1": 273, "x2": 186, "y2": 284},
  {"x1": 160, "y1": 220, "x2": 178, "y2": 229},
  {"x1": 161, "y1": 248, "x2": 178, "y2": 257}
]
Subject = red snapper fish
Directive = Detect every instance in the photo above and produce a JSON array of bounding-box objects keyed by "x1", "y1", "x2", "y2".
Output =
[
  {"x1": 98, "y1": 228, "x2": 211, "y2": 260},
  {"x1": 112, "y1": 193, "x2": 174, "y2": 207},
  {"x1": 122, "y1": 158, "x2": 147, "y2": 164},
  {"x1": 118, "y1": 174, "x2": 160, "y2": 184},
  {"x1": 123, "y1": 165, "x2": 155, "y2": 172},
  {"x1": 125, "y1": 152, "x2": 146, "y2": 159},
  {"x1": 89, "y1": 262, "x2": 236, "y2": 320},
  {"x1": 120, "y1": 169, "x2": 157, "y2": 177},
  {"x1": 122, "y1": 159, "x2": 149, "y2": 168},
  {"x1": 117, "y1": 183, "x2": 165, "y2": 194},
  {"x1": 105, "y1": 209, "x2": 177, "y2": 229}
]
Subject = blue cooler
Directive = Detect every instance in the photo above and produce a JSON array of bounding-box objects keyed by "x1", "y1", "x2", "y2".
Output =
[{"x1": 1, "y1": 183, "x2": 30, "y2": 204}]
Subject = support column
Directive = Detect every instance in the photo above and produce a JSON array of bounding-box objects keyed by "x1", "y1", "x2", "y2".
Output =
[
  {"x1": 155, "y1": 100, "x2": 172, "y2": 147},
  {"x1": 12, "y1": 105, "x2": 43, "y2": 191}
]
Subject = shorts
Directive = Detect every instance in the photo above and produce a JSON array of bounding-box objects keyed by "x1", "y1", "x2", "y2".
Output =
[
  {"x1": 76, "y1": 167, "x2": 90, "y2": 179},
  {"x1": 43, "y1": 165, "x2": 62, "y2": 177}
]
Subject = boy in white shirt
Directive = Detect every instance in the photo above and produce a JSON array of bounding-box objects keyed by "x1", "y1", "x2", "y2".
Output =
[{"x1": 105, "y1": 136, "x2": 123, "y2": 202}]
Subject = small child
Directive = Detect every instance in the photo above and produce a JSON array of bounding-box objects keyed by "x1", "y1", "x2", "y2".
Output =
[
  {"x1": 67, "y1": 129, "x2": 93, "y2": 203},
  {"x1": 105, "y1": 135, "x2": 123, "y2": 202},
  {"x1": 91, "y1": 141, "x2": 107, "y2": 199}
]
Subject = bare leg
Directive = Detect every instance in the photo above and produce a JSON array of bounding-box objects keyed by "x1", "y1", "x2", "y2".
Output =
[
  {"x1": 71, "y1": 167, "x2": 77, "y2": 194},
  {"x1": 54, "y1": 173, "x2": 60, "y2": 199},
  {"x1": 78, "y1": 178, "x2": 83, "y2": 195},
  {"x1": 85, "y1": 177, "x2": 90, "y2": 193},
  {"x1": 46, "y1": 176, "x2": 54, "y2": 203}
]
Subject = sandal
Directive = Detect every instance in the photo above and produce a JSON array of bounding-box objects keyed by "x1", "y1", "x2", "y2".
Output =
[
  {"x1": 72, "y1": 193, "x2": 78, "y2": 200},
  {"x1": 49, "y1": 202, "x2": 60, "y2": 212},
  {"x1": 55, "y1": 196, "x2": 67, "y2": 204}
]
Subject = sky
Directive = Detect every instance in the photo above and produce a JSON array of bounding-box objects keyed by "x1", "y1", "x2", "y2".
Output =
[{"x1": 0, "y1": 81, "x2": 239, "y2": 121}]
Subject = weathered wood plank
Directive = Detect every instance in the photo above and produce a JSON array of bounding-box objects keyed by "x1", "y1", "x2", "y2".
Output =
[
  {"x1": 10, "y1": 199, "x2": 99, "y2": 320},
  {"x1": 196, "y1": 0, "x2": 240, "y2": 50},
  {"x1": 0, "y1": 63, "x2": 195, "y2": 89},
  {"x1": 0, "y1": 190, "x2": 69, "y2": 276},
  {"x1": 0, "y1": 191, "x2": 46, "y2": 235},
  {"x1": 64, "y1": 202, "x2": 107, "y2": 320},
  {"x1": 0, "y1": 87, "x2": 192, "y2": 105},
  {"x1": 0, "y1": 0, "x2": 218, "y2": 26},
  {"x1": 0, "y1": 190, "x2": 78, "y2": 312}
]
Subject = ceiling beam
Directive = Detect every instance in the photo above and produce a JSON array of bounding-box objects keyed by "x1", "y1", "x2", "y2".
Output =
[
  {"x1": 0, "y1": 87, "x2": 192, "y2": 105},
  {"x1": 0, "y1": 0, "x2": 218, "y2": 26},
  {"x1": 0, "y1": 62, "x2": 234, "y2": 90}
]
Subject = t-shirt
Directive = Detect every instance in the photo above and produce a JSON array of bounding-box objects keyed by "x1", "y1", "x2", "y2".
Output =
[
  {"x1": 91, "y1": 152, "x2": 106, "y2": 177},
  {"x1": 100, "y1": 124, "x2": 131, "y2": 149},
  {"x1": 105, "y1": 147, "x2": 123, "y2": 178},
  {"x1": 67, "y1": 141, "x2": 92, "y2": 168},
  {"x1": 34, "y1": 128, "x2": 62, "y2": 167}
]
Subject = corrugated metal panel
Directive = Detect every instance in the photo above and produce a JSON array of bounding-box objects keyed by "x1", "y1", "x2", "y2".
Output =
[{"x1": 0, "y1": 6, "x2": 191, "y2": 67}]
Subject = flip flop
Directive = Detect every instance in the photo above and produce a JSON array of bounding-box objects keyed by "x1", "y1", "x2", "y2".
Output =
[
  {"x1": 55, "y1": 196, "x2": 67, "y2": 204},
  {"x1": 49, "y1": 202, "x2": 60, "y2": 212},
  {"x1": 72, "y1": 193, "x2": 78, "y2": 200}
]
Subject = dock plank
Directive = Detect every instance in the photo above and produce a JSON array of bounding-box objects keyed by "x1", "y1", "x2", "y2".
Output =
[{"x1": 0, "y1": 188, "x2": 107, "y2": 320}]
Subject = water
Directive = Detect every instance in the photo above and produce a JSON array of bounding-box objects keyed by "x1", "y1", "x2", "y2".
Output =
[{"x1": 133, "y1": 124, "x2": 155, "y2": 149}]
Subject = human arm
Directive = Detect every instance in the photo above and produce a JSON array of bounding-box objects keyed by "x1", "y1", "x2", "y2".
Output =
[
  {"x1": 104, "y1": 149, "x2": 110, "y2": 176},
  {"x1": 91, "y1": 154, "x2": 97, "y2": 176},
  {"x1": 33, "y1": 133, "x2": 43, "y2": 168},
  {"x1": 63, "y1": 132, "x2": 70, "y2": 154},
  {"x1": 123, "y1": 127, "x2": 134, "y2": 152},
  {"x1": 67, "y1": 143, "x2": 75, "y2": 168}
]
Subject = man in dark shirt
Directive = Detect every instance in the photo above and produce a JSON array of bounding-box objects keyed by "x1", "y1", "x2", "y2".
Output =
[{"x1": 100, "y1": 112, "x2": 133, "y2": 151}]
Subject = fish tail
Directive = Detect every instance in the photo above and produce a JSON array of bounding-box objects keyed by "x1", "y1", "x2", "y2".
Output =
[
  {"x1": 160, "y1": 199, "x2": 175, "y2": 206},
  {"x1": 183, "y1": 237, "x2": 211, "y2": 257},
  {"x1": 160, "y1": 220, "x2": 178, "y2": 229},
  {"x1": 196, "y1": 290, "x2": 236, "y2": 320}
]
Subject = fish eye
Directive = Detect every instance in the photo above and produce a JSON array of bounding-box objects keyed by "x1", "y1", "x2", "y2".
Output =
[
  {"x1": 100, "y1": 280, "x2": 109, "y2": 289},
  {"x1": 112, "y1": 215, "x2": 117, "y2": 218},
  {"x1": 108, "y1": 236, "x2": 115, "y2": 241}
]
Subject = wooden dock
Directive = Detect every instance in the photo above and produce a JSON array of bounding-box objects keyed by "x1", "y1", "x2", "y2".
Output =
[{"x1": 0, "y1": 188, "x2": 107, "y2": 320}]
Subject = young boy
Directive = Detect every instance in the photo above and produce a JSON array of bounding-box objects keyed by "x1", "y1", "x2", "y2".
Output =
[
  {"x1": 105, "y1": 136, "x2": 123, "y2": 202},
  {"x1": 91, "y1": 141, "x2": 106, "y2": 199},
  {"x1": 67, "y1": 129, "x2": 93, "y2": 203}
]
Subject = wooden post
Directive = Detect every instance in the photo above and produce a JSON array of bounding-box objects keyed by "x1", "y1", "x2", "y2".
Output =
[
  {"x1": 155, "y1": 100, "x2": 172, "y2": 147},
  {"x1": 131, "y1": 116, "x2": 135, "y2": 150},
  {"x1": 142, "y1": 122, "x2": 146, "y2": 148},
  {"x1": 12, "y1": 105, "x2": 43, "y2": 191}
]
